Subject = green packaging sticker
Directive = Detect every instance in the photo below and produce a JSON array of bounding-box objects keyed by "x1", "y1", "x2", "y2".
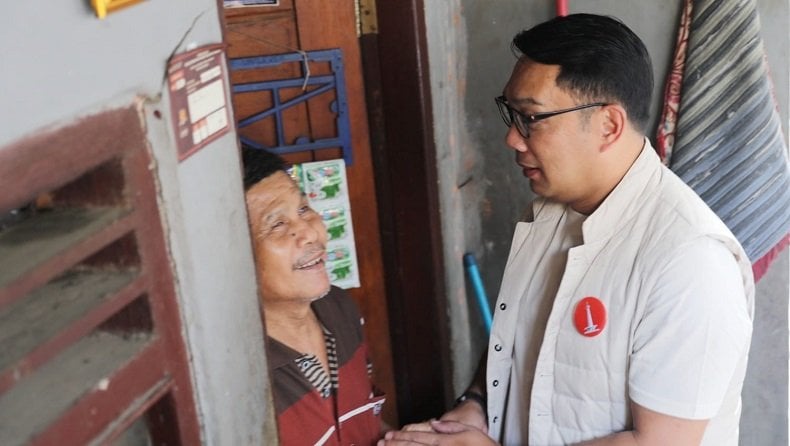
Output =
[
  {"x1": 327, "y1": 247, "x2": 354, "y2": 281},
  {"x1": 321, "y1": 207, "x2": 348, "y2": 240},
  {"x1": 320, "y1": 207, "x2": 345, "y2": 220},
  {"x1": 329, "y1": 259, "x2": 353, "y2": 281},
  {"x1": 326, "y1": 219, "x2": 348, "y2": 240},
  {"x1": 306, "y1": 163, "x2": 344, "y2": 201},
  {"x1": 295, "y1": 159, "x2": 360, "y2": 289}
]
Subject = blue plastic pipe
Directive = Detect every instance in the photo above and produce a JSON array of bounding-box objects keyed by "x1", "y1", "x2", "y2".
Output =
[{"x1": 463, "y1": 253, "x2": 493, "y2": 334}]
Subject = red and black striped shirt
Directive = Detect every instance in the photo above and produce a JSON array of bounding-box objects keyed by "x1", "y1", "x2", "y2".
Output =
[{"x1": 267, "y1": 286, "x2": 385, "y2": 445}]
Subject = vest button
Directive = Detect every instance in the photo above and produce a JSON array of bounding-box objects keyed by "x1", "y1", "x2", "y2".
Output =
[
  {"x1": 494, "y1": 344, "x2": 502, "y2": 352},
  {"x1": 493, "y1": 380, "x2": 499, "y2": 387},
  {"x1": 499, "y1": 303, "x2": 507, "y2": 311}
]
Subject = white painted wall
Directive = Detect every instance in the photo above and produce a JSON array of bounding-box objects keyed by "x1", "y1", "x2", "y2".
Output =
[{"x1": 0, "y1": 2, "x2": 274, "y2": 444}]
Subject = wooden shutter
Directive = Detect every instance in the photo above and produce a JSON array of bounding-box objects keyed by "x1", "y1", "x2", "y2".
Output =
[{"x1": 0, "y1": 106, "x2": 200, "y2": 445}]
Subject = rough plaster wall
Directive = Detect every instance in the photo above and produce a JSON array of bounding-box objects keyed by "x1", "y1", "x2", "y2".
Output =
[
  {"x1": 0, "y1": 2, "x2": 274, "y2": 444},
  {"x1": 423, "y1": 0, "x2": 479, "y2": 394},
  {"x1": 744, "y1": 0, "x2": 789, "y2": 443},
  {"x1": 428, "y1": 0, "x2": 789, "y2": 441},
  {"x1": 426, "y1": 0, "x2": 553, "y2": 394}
]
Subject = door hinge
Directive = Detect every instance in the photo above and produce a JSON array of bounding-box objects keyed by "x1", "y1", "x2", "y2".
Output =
[{"x1": 355, "y1": 0, "x2": 379, "y2": 36}]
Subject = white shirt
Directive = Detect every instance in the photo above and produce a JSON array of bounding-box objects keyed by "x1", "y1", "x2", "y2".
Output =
[{"x1": 503, "y1": 207, "x2": 585, "y2": 442}]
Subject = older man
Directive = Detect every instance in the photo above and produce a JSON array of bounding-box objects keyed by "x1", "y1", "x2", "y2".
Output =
[{"x1": 242, "y1": 145, "x2": 385, "y2": 445}]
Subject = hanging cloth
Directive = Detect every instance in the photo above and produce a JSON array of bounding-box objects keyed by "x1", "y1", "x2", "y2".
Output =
[{"x1": 656, "y1": 0, "x2": 790, "y2": 281}]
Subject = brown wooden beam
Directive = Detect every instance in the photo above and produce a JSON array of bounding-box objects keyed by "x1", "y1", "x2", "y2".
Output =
[{"x1": 364, "y1": 0, "x2": 453, "y2": 423}]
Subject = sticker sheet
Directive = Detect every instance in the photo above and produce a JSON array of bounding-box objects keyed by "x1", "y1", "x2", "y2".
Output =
[{"x1": 290, "y1": 160, "x2": 360, "y2": 289}]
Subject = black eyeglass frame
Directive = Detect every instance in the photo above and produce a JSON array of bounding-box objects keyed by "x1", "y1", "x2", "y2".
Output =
[{"x1": 494, "y1": 95, "x2": 608, "y2": 138}]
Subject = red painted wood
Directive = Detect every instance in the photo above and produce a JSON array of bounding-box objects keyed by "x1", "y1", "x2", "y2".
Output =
[
  {"x1": 0, "y1": 105, "x2": 201, "y2": 444},
  {"x1": 0, "y1": 213, "x2": 137, "y2": 309},
  {"x1": 371, "y1": 0, "x2": 452, "y2": 422},
  {"x1": 118, "y1": 118, "x2": 202, "y2": 445},
  {"x1": 28, "y1": 340, "x2": 170, "y2": 446},
  {"x1": 95, "y1": 377, "x2": 175, "y2": 445},
  {"x1": 0, "y1": 108, "x2": 139, "y2": 212},
  {"x1": 0, "y1": 277, "x2": 147, "y2": 394}
]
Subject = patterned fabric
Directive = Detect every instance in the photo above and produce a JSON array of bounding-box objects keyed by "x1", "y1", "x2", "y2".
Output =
[
  {"x1": 656, "y1": 0, "x2": 790, "y2": 281},
  {"x1": 293, "y1": 325, "x2": 337, "y2": 399},
  {"x1": 655, "y1": 0, "x2": 693, "y2": 164}
]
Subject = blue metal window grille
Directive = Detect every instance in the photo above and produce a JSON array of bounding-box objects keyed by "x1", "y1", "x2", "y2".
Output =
[{"x1": 228, "y1": 48, "x2": 353, "y2": 165}]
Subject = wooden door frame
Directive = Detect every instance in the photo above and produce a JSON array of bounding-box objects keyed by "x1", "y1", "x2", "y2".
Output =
[{"x1": 360, "y1": 0, "x2": 453, "y2": 423}]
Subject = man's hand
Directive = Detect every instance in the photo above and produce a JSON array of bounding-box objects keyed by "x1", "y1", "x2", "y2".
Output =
[
  {"x1": 438, "y1": 399, "x2": 488, "y2": 433},
  {"x1": 380, "y1": 355, "x2": 491, "y2": 445},
  {"x1": 378, "y1": 420, "x2": 495, "y2": 446},
  {"x1": 392, "y1": 419, "x2": 435, "y2": 434},
  {"x1": 378, "y1": 400, "x2": 490, "y2": 445}
]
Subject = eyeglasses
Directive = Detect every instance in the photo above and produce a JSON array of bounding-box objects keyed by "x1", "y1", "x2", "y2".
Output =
[{"x1": 494, "y1": 95, "x2": 607, "y2": 139}]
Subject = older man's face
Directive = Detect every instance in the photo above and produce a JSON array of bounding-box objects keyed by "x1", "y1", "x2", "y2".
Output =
[{"x1": 245, "y1": 171, "x2": 330, "y2": 304}]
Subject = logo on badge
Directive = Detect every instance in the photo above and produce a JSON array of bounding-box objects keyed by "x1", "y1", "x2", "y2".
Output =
[{"x1": 573, "y1": 296, "x2": 606, "y2": 337}]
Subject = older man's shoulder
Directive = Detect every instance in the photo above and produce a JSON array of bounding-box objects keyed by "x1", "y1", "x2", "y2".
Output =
[{"x1": 313, "y1": 286, "x2": 363, "y2": 328}]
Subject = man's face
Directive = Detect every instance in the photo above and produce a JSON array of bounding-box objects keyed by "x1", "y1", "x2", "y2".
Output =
[
  {"x1": 245, "y1": 171, "x2": 330, "y2": 304},
  {"x1": 502, "y1": 58, "x2": 604, "y2": 211}
]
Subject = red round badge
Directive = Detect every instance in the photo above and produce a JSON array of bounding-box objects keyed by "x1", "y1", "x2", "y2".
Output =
[{"x1": 573, "y1": 297, "x2": 606, "y2": 337}]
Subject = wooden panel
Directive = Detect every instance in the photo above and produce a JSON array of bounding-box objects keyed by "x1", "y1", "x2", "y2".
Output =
[
  {"x1": 120, "y1": 120, "x2": 202, "y2": 446},
  {"x1": 89, "y1": 377, "x2": 173, "y2": 445},
  {"x1": 0, "y1": 208, "x2": 132, "y2": 305},
  {"x1": 26, "y1": 340, "x2": 169, "y2": 446},
  {"x1": 293, "y1": 0, "x2": 397, "y2": 425},
  {"x1": 225, "y1": 8, "x2": 297, "y2": 56},
  {"x1": 0, "y1": 105, "x2": 201, "y2": 445},
  {"x1": 0, "y1": 332, "x2": 151, "y2": 445},
  {"x1": 365, "y1": 0, "x2": 452, "y2": 423},
  {"x1": 225, "y1": 7, "x2": 315, "y2": 157},
  {"x1": 0, "y1": 269, "x2": 141, "y2": 392},
  {"x1": 0, "y1": 108, "x2": 139, "y2": 212}
]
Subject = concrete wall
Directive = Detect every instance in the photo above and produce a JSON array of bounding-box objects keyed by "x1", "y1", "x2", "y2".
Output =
[
  {"x1": 1, "y1": 2, "x2": 275, "y2": 444},
  {"x1": 425, "y1": 0, "x2": 789, "y2": 443}
]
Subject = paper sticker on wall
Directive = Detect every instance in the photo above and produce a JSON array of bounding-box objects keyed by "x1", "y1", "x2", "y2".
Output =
[
  {"x1": 167, "y1": 45, "x2": 231, "y2": 161},
  {"x1": 290, "y1": 159, "x2": 360, "y2": 289}
]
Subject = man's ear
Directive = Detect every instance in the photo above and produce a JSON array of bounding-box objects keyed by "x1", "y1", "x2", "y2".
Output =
[{"x1": 599, "y1": 104, "x2": 627, "y2": 151}]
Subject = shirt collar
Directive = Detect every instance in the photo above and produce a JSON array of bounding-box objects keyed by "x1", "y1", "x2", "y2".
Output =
[
  {"x1": 266, "y1": 336, "x2": 301, "y2": 369},
  {"x1": 265, "y1": 299, "x2": 338, "y2": 370},
  {"x1": 582, "y1": 138, "x2": 662, "y2": 243}
]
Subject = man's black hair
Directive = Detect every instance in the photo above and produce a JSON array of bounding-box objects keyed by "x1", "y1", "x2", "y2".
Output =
[
  {"x1": 512, "y1": 13, "x2": 654, "y2": 133},
  {"x1": 241, "y1": 143, "x2": 288, "y2": 191}
]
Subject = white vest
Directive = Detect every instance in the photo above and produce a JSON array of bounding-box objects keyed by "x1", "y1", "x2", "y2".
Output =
[{"x1": 486, "y1": 142, "x2": 755, "y2": 445}]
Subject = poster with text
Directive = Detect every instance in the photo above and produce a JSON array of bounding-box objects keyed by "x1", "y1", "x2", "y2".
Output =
[{"x1": 167, "y1": 45, "x2": 230, "y2": 161}]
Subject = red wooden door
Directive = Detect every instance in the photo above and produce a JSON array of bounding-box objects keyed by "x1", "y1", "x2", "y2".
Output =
[{"x1": 0, "y1": 107, "x2": 201, "y2": 445}]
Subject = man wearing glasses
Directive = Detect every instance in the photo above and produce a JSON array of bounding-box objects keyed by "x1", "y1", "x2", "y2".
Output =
[{"x1": 382, "y1": 13, "x2": 753, "y2": 446}]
